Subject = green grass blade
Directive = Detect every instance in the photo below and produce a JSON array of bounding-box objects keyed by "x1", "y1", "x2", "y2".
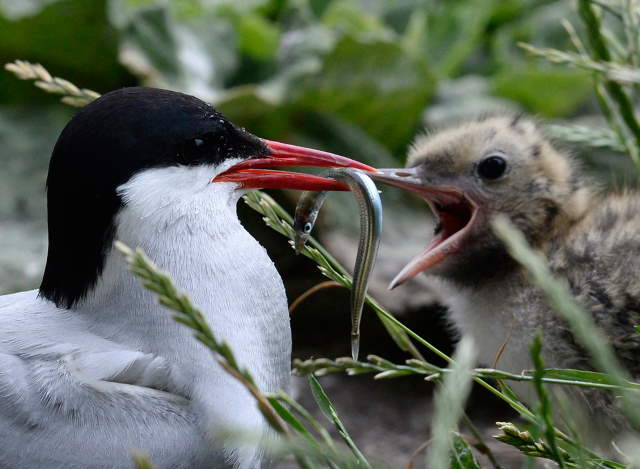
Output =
[
  {"x1": 267, "y1": 397, "x2": 316, "y2": 443},
  {"x1": 577, "y1": 0, "x2": 640, "y2": 156},
  {"x1": 531, "y1": 332, "x2": 567, "y2": 468},
  {"x1": 536, "y1": 369, "x2": 640, "y2": 390},
  {"x1": 449, "y1": 432, "x2": 481, "y2": 469},
  {"x1": 308, "y1": 375, "x2": 372, "y2": 468},
  {"x1": 427, "y1": 337, "x2": 475, "y2": 469}
]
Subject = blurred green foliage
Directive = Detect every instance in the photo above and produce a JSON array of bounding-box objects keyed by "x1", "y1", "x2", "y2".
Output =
[
  {"x1": 1, "y1": 0, "x2": 596, "y2": 163},
  {"x1": 3, "y1": 2, "x2": 640, "y2": 466},
  {"x1": 0, "y1": 0, "x2": 605, "y2": 294}
]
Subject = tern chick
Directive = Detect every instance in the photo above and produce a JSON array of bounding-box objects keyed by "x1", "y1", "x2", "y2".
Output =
[{"x1": 372, "y1": 115, "x2": 640, "y2": 449}]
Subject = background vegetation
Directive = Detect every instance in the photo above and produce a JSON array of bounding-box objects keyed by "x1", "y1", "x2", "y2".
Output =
[
  {"x1": 0, "y1": 0, "x2": 627, "y2": 295},
  {"x1": 3, "y1": 0, "x2": 640, "y2": 468}
]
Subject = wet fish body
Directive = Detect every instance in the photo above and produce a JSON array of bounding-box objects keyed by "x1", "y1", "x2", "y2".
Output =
[{"x1": 293, "y1": 168, "x2": 382, "y2": 360}]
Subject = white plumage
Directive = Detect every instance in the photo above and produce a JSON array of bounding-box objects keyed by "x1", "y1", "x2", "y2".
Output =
[
  {"x1": 1, "y1": 86, "x2": 372, "y2": 468},
  {"x1": 0, "y1": 164, "x2": 291, "y2": 468}
]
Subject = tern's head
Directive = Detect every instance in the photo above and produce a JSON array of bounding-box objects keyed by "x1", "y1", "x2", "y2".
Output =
[
  {"x1": 372, "y1": 115, "x2": 593, "y2": 287},
  {"x1": 40, "y1": 87, "x2": 373, "y2": 308}
]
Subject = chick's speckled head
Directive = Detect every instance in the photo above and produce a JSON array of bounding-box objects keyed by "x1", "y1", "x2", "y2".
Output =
[
  {"x1": 409, "y1": 115, "x2": 592, "y2": 230},
  {"x1": 374, "y1": 115, "x2": 594, "y2": 287}
]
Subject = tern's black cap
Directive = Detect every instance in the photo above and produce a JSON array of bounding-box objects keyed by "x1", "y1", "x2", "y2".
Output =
[{"x1": 39, "y1": 87, "x2": 269, "y2": 308}]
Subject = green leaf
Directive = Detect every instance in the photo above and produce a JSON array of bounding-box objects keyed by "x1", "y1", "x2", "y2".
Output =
[
  {"x1": 308, "y1": 374, "x2": 334, "y2": 422},
  {"x1": 237, "y1": 14, "x2": 280, "y2": 61},
  {"x1": 109, "y1": 1, "x2": 237, "y2": 100},
  {"x1": 297, "y1": 35, "x2": 433, "y2": 152},
  {"x1": 321, "y1": 0, "x2": 394, "y2": 41},
  {"x1": 531, "y1": 368, "x2": 640, "y2": 390},
  {"x1": 449, "y1": 433, "x2": 481, "y2": 469},
  {"x1": 215, "y1": 86, "x2": 286, "y2": 135},
  {"x1": 267, "y1": 396, "x2": 317, "y2": 443},
  {"x1": 419, "y1": 0, "x2": 499, "y2": 78},
  {"x1": 540, "y1": 368, "x2": 617, "y2": 385},
  {"x1": 492, "y1": 67, "x2": 592, "y2": 117},
  {"x1": 490, "y1": 2, "x2": 577, "y2": 66},
  {"x1": 0, "y1": 0, "x2": 124, "y2": 104},
  {"x1": 0, "y1": 0, "x2": 61, "y2": 20}
]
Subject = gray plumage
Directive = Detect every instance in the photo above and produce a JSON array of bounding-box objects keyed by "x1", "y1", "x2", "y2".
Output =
[{"x1": 373, "y1": 115, "x2": 640, "y2": 450}]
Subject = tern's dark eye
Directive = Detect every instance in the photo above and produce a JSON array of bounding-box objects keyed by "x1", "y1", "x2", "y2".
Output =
[
  {"x1": 477, "y1": 154, "x2": 507, "y2": 180},
  {"x1": 176, "y1": 133, "x2": 218, "y2": 165}
]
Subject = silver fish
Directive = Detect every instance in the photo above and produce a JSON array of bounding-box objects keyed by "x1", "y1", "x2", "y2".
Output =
[
  {"x1": 293, "y1": 191, "x2": 330, "y2": 255},
  {"x1": 293, "y1": 168, "x2": 382, "y2": 360}
]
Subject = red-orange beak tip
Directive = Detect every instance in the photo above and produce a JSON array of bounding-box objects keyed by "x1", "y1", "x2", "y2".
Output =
[{"x1": 212, "y1": 139, "x2": 376, "y2": 191}]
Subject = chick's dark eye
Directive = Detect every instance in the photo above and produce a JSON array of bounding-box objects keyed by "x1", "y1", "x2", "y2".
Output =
[{"x1": 477, "y1": 155, "x2": 507, "y2": 180}]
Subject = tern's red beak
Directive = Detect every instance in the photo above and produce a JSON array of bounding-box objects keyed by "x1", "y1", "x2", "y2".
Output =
[{"x1": 213, "y1": 140, "x2": 376, "y2": 191}]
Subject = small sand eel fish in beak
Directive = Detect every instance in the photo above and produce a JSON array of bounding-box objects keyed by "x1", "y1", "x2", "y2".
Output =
[{"x1": 293, "y1": 168, "x2": 382, "y2": 360}]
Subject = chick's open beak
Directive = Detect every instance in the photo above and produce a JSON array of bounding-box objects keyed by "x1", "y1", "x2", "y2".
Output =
[
  {"x1": 214, "y1": 140, "x2": 376, "y2": 191},
  {"x1": 370, "y1": 168, "x2": 478, "y2": 289}
]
